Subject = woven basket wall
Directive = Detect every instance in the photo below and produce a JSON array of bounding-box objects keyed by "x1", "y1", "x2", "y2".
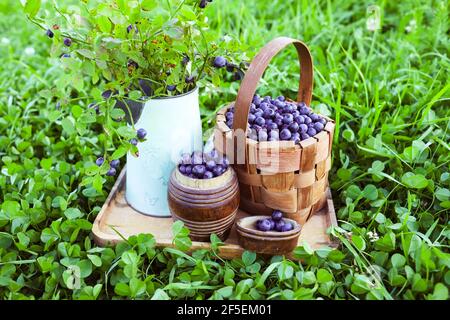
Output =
[{"x1": 213, "y1": 37, "x2": 335, "y2": 225}]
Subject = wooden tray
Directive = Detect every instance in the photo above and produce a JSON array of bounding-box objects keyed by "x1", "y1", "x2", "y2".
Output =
[{"x1": 92, "y1": 168, "x2": 338, "y2": 259}]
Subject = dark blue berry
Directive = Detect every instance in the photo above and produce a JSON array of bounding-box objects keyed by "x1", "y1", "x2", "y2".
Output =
[
  {"x1": 275, "y1": 219, "x2": 286, "y2": 232},
  {"x1": 63, "y1": 38, "x2": 72, "y2": 46},
  {"x1": 185, "y1": 165, "x2": 193, "y2": 175},
  {"x1": 280, "y1": 222, "x2": 294, "y2": 232},
  {"x1": 136, "y1": 128, "x2": 147, "y2": 139},
  {"x1": 130, "y1": 138, "x2": 138, "y2": 146},
  {"x1": 255, "y1": 116, "x2": 265, "y2": 126},
  {"x1": 179, "y1": 164, "x2": 187, "y2": 174},
  {"x1": 46, "y1": 29, "x2": 54, "y2": 38},
  {"x1": 282, "y1": 114, "x2": 294, "y2": 124},
  {"x1": 110, "y1": 159, "x2": 120, "y2": 169},
  {"x1": 192, "y1": 164, "x2": 206, "y2": 177},
  {"x1": 272, "y1": 210, "x2": 283, "y2": 221},
  {"x1": 106, "y1": 167, "x2": 117, "y2": 176},
  {"x1": 257, "y1": 219, "x2": 272, "y2": 232},
  {"x1": 313, "y1": 122, "x2": 324, "y2": 132},
  {"x1": 280, "y1": 128, "x2": 292, "y2": 140},
  {"x1": 167, "y1": 84, "x2": 176, "y2": 92},
  {"x1": 213, "y1": 56, "x2": 227, "y2": 68},
  {"x1": 185, "y1": 75, "x2": 195, "y2": 83},
  {"x1": 248, "y1": 113, "x2": 256, "y2": 124},
  {"x1": 206, "y1": 160, "x2": 216, "y2": 171},
  {"x1": 307, "y1": 127, "x2": 317, "y2": 136},
  {"x1": 203, "y1": 171, "x2": 214, "y2": 179},
  {"x1": 289, "y1": 122, "x2": 299, "y2": 132},
  {"x1": 96, "y1": 157, "x2": 104, "y2": 166}
]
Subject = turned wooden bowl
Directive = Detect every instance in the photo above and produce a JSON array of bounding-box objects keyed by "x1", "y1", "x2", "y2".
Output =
[
  {"x1": 236, "y1": 216, "x2": 301, "y2": 255},
  {"x1": 168, "y1": 166, "x2": 240, "y2": 242}
]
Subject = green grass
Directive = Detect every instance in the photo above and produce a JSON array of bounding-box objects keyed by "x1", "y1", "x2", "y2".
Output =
[{"x1": 0, "y1": 0, "x2": 449, "y2": 300}]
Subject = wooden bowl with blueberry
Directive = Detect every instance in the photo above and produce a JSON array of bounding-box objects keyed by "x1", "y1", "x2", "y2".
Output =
[
  {"x1": 236, "y1": 210, "x2": 301, "y2": 255},
  {"x1": 168, "y1": 149, "x2": 239, "y2": 242}
]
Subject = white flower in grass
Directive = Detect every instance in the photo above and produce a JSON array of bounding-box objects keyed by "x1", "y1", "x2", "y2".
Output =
[
  {"x1": 367, "y1": 231, "x2": 379, "y2": 242},
  {"x1": 366, "y1": 5, "x2": 381, "y2": 32},
  {"x1": 1, "y1": 37, "x2": 10, "y2": 45},
  {"x1": 24, "y1": 47, "x2": 35, "y2": 56},
  {"x1": 405, "y1": 19, "x2": 417, "y2": 33}
]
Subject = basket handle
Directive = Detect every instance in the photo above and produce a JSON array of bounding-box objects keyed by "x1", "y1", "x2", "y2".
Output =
[{"x1": 233, "y1": 37, "x2": 314, "y2": 137}]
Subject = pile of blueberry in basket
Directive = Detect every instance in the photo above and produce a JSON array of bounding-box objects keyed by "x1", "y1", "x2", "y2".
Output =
[{"x1": 225, "y1": 94, "x2": 328, "y2": 143}]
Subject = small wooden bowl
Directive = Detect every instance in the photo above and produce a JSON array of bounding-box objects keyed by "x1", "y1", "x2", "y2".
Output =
[
  {"x1": 168, "y1": 166, "x2": 240, "y2": 242},
  {"x1": 236, "y1": 216, "x2": 301, "y2": 255},
  {"x1": 236, "y1": 216, "x2": 302, "y2": 238}
]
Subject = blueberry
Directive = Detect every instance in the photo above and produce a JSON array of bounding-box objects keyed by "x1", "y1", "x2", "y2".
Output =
[
  {"x1": 63, "y1": 38, "x2": 72, "y2": 47},
  {"x1": 280, "y1": 128, "x2": 292, "y2": 140},
  {"x1": 295, "y1": 115, "x2": 305, "y2": 124},
  {"x1": 280, "y1": 222, "x2": 294, "y2": 232},
  {"x1": 110, "y1": 159, "x2": 120, "y2": 169},
  {"x1": 310, "y1": 113, "x2": 319, "y2": 122},
  {"x1": 136, "y1": 128, "x2": 147, "y2": 139},
  {"x1": 284, "y1": 103, "x2": 294, "y2": 113},
  {"x1": 291, "y1": 132, "x2": 301, "y2": 143},
  {"x1": 259, "y1": 102, "x2": 269, "y2": 111},
  {"x1": 250, "y1": 103, "x2": 257, "y2": 113},
  {"x1": 299, "y1": 124, "x2": 308, "y2": 133},
  {"x1": 167, "y1": 84, "x2": 176, "y2": 92},
  {"x1": 255, "y1": 116, "x2": 265, "y2": 126},
  {"x1": 307, "y1": 127, "x2": 317, "y2": 136},
  {"x1": 263, "y1": 108, "x2": 275, "y2": 118},
  {"x1": 206, "y1": 160, "x2": 216, "y2": 171},
  {"x1": 179, "y1": 164, "x2": 187, "y2": 174},
  {"x1": 199, "y1": 0, "x2": 207, "y2": 8},
  {"x1": 185, "y1": 165, "x2": 193, "y2": 175},
  {"x1": 267, "y1": 219, "x2": 276, "y2": 230},
  {"x1": 313, "y1": 122, "x2": 324, "y2": 132},
  {"x1": 319, "y1": 118, "x2": 327, "y2": 125},
  {"x1": 254, "y1": 109, "x2": 264, "y2": 118},
  {"x1": 282, "y1": 114, "x2": 294, "y2": 124},
  {"x1": 272, "y1": 210, "x2": 283, "y2": 221},
  {"x1": 106, "y1": 167, "x2": 116, "y2": 176},
  {"x1": 192, "y1": 164, "x2": 206, "y2": 177},
  {"x1": 226, "y1": 120, "x2": 233, "y2": 128},
  {"x1": 102, "y1": 90, "x2": 113, "y2": 99},
  {"x1": 301, "y1": 133, "x2": 310, "y2": 140},
  {"x1": 252, "y1": 95, "x2": 261, "y2": 106},
  {"x1": 126, "y1": 24, "x2": 133, "y2": 33},
  {"x1": 222, "y1": 157, "x2": 230, "y2": 168},
  {"x1": 248, "y1": 113, "x2": 256, "y2": 124},
  {"x1": 269, "y1": 130, "x2": 279, "y2": 140},
  {"x1": 130, "y1": 138, "x2": 138, "y2": 146},
  {"x1": 299, "y1": 107, "x2": 310, "y2": 115},
  {"x1": 225, "y1": 111, "x2": 234, "y2": 120},
  {"x1": 289, "y1": 122, "x2": 299, "y2": 132},
  {"x1": 274, "y1": 220, "x2": 286, "y2": 232},
  {"x1": 203, "y1": 171, "x2": 214, "y2": 179},
  {"x1": 292, "y1": 110, "x2": 300, "y2": 117},
  {"x1": 185, "y1": 75, "x2": 195, "y2": 83},
  {"x1": 277, "y1": 95, "x2": 285, "y2": 101},
  {"x1": 274, "y1": 100, "x2": 285, "y2": 108},
  {"x1": 213, "y1": 56, "x2": 227, "y2": 68},
  {"x1": 212, "y1": 165, "x2": 224, "y2": 177},
  {"x1": 46, "y1": 29, "x2": 54, "y2": 38},
  {"x1": 226, "y1": 62, "x2": 236, "y2": 72},
  {"x1": 60, "y1": 53, "x2": 71, "y2": 58},
  {"x1": 304, "y1": 117, "x2": 312, "y2": 125},
  {"x1": 258, "y1": 130, "x2": 268, "y2": 141},
  {"x1": 96, "y1": 157, "x2": 104, "y2": 166},
  {"x1": 257, "y1": 219, "x2": 272, "y2": 232}
]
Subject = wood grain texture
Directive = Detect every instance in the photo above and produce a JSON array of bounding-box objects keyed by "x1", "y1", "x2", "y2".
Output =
[{"x1": 92, "y1": 168, "x2": 339, "y2": 259}]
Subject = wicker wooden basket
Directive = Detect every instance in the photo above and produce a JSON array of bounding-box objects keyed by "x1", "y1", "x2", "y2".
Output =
[{"x1": 213, "y1": 37, "x2": 335, "y2": 225}]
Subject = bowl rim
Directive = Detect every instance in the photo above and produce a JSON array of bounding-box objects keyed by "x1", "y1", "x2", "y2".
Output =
[
  {"x1": 236, "y1": 228, "x2": 301, "y2": 241},
  {"x1": 236, "y1": 215, "x2": 301, "y2": 237}
]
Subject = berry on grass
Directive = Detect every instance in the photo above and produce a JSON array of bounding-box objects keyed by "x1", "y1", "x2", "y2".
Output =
[
  {"x1": 213, "y1": 56, "x2": 227, "y2": 68},
  {"x1": 63, "y1": 38, "x2": 72, "y2": 46},
  {"x1": 136, "y1": 128, "x2": 147, "y2": 139}
]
